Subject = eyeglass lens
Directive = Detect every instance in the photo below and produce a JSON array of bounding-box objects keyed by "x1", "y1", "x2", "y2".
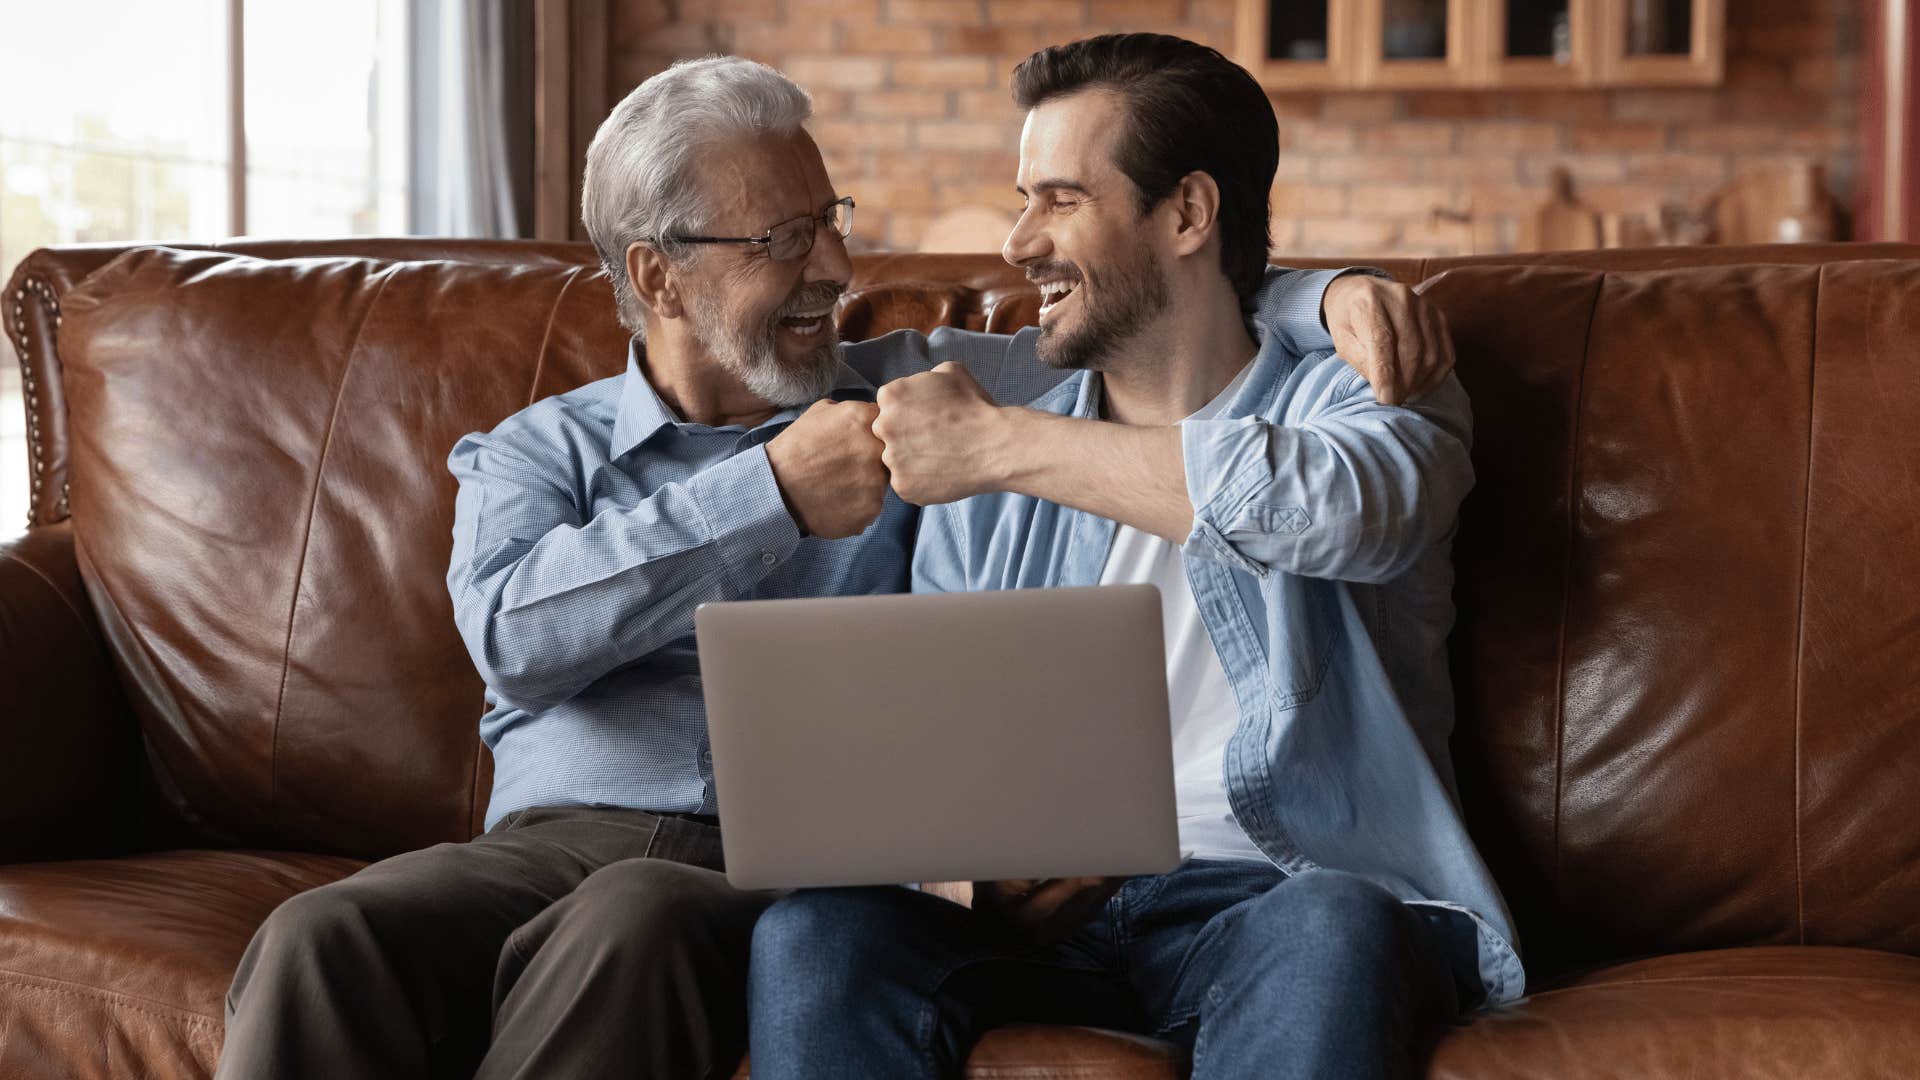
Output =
[{"x1": 767, "y1": 200, "x2": 854, "y2": 261}]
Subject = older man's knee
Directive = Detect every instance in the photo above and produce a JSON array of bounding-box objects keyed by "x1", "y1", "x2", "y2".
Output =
[
  {"x1": 229, "y1": 880, "x2": 392, "y2": 1016},
  {"x1": 510, "y1": 858, "x2": 757, "y2": 976}
]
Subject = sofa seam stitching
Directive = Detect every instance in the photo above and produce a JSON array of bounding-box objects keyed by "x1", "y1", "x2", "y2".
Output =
[
  {"x1": 0, "y1": 968, "x2": 221, "y2": 1028},
  {"x1": 267, "y1": 267, "x2": 395, "y2": 825},
  {"x1": 1551, "y1": 273, "x2": 1603, "y2": 908},
  {"x1": 1791, "y1": 266, "x2": 1824, "y2": 945},
  {"x1": 522, "y1": 266, "x2": 581, "y2": 409}
]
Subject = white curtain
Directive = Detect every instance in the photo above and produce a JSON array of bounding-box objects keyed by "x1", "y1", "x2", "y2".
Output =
[{"x1": 409, "y1": 0, "x2": 533, "y2": 237}]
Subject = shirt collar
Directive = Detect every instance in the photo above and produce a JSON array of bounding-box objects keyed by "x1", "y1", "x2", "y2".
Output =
[{"x1": 608, "y1": 339, "x2": 877, "y2": 460}]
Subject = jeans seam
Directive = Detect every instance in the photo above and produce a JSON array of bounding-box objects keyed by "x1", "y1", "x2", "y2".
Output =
[
  {"x1": 916, "y1": 954, "x2": 978, "y2": 1072},
  {"x1": 1154, "y1": 1007, "x2": 1201, "y2": 1039}
]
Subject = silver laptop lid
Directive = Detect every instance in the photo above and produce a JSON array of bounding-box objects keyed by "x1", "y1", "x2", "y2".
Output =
[{"x1": 695, "y1": 585, "x2": 1179, "y2": 890}]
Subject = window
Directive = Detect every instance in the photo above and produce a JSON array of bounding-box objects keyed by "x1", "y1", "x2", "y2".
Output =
[{"x1": 0, "y1": 0, "x2": 409, "y2": 535}]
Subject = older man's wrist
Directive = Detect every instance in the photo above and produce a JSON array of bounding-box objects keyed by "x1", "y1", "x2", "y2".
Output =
[{"x1": 1320, "y1": 266, "x2": 1394, "y2": 329}]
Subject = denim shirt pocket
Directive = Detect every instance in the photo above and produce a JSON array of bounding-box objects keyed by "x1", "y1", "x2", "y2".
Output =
[{"x1": 1223, "y1": 565, "x2": 1335, "y2": 707}]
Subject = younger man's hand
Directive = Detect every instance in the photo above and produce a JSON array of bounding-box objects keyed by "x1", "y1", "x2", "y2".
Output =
[
  {"x1": 1322, "y1": 273, "x2": 1456, "y2": 406},
  {"x1": 973, "y1": 877, "x2": 1125, "y2": 944},
  {"x1": 765, "y1": 399, "x2": 888, "y2": 538},
  {"x1": 872, "y1": 362, "x2": 1007, "y2": 506}
]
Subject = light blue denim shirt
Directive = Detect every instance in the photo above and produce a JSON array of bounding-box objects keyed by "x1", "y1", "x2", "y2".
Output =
[
  {"x1": 445, "y1": 268, "x2": 1350, "y2": 832},
  {"x1": 909, "y1": 292, "x2": 1527, "y2": 1004}
]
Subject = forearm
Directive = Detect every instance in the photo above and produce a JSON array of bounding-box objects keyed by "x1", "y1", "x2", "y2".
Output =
[
  {"x1": 452, "y1": 446, "x2": 797, "y2": 710},
  {"x1": 993, "y1": 408, "x2": 1193, "y2": 543},
  {"x1": 458, "y1": 530, "x2": 740, "y2": 711}
]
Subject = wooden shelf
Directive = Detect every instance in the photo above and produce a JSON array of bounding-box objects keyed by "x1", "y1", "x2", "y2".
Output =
[{"x1": 1235, "y1": 0, "x2": 1724, "y2": 91}]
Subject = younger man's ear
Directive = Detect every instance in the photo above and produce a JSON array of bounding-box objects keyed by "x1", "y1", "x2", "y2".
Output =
[
  {"x1": 627, "y1": 241, "x2": 687, "y2": 321},
  {"x1": 1165, "y1": 170, "x2": 1223, "y2": 258}
]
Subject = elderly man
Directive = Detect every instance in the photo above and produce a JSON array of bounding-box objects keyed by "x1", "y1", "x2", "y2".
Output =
[
  {"x1": 214, "y1": 55, "x2": 1452, "y2": 1079},
  {"x1": 747, "y1": 35, "x2": 1522, "y2": 1080}
]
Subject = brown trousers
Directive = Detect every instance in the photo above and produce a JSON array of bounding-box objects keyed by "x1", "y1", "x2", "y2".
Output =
[{"x1": 216, "y1": 806, "x2": 774, "y2": 1080}]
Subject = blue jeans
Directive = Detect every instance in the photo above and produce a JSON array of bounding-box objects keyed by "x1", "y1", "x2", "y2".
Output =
[{"x1": 747, "y1": 861, "x2": 1482, "y2": 1080}]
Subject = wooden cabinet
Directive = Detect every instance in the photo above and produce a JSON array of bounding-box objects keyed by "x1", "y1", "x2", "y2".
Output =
[
  {"x1": 1234, "y1": 0, "x2": 1723, "y2": 90},
  {"x1": 1236, "y1": 0, "x2": 1355, "y2": 89}
]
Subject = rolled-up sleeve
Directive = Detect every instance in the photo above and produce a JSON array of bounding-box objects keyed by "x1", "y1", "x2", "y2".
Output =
[
  {"x1": 447, "y1": 436, "x2": 800, "y2": 712},
  {"x1": 1250, "y1": 267, "x2": 1344, "y2": 357},
  {"x1": 1180, "y1": 368, "x2": 1473, "y2": 584}
]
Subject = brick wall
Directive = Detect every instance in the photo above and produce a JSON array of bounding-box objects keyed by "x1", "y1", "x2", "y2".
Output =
[{"x1": 609, "y1": 0, "x2": 1860, "y2": 256}]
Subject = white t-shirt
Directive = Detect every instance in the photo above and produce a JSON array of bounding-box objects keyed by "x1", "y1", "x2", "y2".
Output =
[{"x1": 1095, "y1": 365, "x2": 1267, "y2": 864}]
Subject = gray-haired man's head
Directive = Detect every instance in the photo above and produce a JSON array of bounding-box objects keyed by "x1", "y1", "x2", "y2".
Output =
[{"x1": 584, "y1": 57, "x2": 851, "y2": 407}]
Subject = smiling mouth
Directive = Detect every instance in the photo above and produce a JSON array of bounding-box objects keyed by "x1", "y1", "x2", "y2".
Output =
[
  {"x1": 1036, "y1": 279, "x2": 1079, "y2": 320},
  {"x1": 779, "y1": 309, "x2": 833, "y2": 337}
]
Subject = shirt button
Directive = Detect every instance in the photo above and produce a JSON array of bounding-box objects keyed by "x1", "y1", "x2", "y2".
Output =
[{"x1": 761, "y1": 551, "x2": 777, "y2": 565}]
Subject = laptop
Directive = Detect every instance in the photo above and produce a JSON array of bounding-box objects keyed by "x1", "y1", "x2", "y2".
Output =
[{"x1": 694, "y1": 585, "x2": 1180, "y2": 891}]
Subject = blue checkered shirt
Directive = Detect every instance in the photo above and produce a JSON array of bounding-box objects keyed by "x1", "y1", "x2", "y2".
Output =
[{"x1": 446, "y1": 269, "x2": 1346, "y2": 827}]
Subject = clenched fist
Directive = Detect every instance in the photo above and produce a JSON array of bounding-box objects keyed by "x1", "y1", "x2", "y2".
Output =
[
  {"x1": 765, "y1": 399, "x2": 888, "y2": 539},
  {"x1": 872, "y1": 361, "x2": 1007, "y2": 506}
]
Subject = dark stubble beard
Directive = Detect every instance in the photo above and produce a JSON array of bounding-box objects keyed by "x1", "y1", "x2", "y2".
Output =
[{"x1": 1032, "y1": 245, "x2": 1172, "y2": 372}]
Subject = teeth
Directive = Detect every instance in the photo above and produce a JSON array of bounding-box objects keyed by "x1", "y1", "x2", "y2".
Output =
[
  {"x1": 786, "y1": 317, "x2": 822, "y2": 336},
  {"x1": 1037, "y1": 279, "x2": 1076, "y2": 317}
]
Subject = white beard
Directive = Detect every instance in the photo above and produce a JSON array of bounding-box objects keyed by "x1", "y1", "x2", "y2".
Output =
[{"x1": 687, "y1": 293, "x2": 842, "y2": 408}]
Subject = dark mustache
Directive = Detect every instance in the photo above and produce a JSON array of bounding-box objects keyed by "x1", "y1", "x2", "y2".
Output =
[
  {"x1": 775, "y1": 282, "x2": 845, "y2": 318},
  {"x1": 1024, "y1": 262, "x2": 1083, "y2": 285}
]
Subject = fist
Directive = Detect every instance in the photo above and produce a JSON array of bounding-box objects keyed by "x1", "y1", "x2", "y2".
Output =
[
  {"x1": 872, "y1": 362, "x2": 1004, "y2": 506},
  {"x1": 765, "y1": 399, "x2": 888, "y2": 539},
  {"x1": 1321, "y1": 272, "x2": 1455, "y2": 406}
]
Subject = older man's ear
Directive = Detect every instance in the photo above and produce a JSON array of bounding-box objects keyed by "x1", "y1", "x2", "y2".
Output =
[{"x1": 627, "y1": 241, "x2": 687, "y2": 321}]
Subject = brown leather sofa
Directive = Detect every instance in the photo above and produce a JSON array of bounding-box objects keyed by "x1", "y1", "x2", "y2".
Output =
[{"x1": 5, "y1": 239, "x2": 1920, "y2": 1079}]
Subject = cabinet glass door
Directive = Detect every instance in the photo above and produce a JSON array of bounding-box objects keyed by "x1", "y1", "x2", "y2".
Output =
[
  {"x1": 1507, "y1": 0, "x2": 1574, "y2": 61},
  {"x1": 1358, "y1": 0, "x2": 1470, "y2": 87},
  {"x1": 1597, "y1": 0, "x2": 1721, "y2": 85},
  {"x1": 1238, "y1": 0, "x2": 1349, "y2": 88},
  {"x1": 1623, "y1": 0, "x2": 1691, "y2": 55},
  {"x1": 1484, "y1": 0, "x2": 1592, "y2": 85},
  {"x1": 1383, "y1": 0, "x2": 1450, "y2": 59}
]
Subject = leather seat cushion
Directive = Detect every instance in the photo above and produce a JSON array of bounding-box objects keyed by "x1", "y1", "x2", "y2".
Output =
[
  {"x1": 1429, "y1": 946, "x2": 1920, "y2": 1078},
  {"x1": 734, "y1": 1024, "x2": 1188, "y2": 1079},
  {"x1": 0, "y1": 850, "x2": 362, "y2": 1080}
]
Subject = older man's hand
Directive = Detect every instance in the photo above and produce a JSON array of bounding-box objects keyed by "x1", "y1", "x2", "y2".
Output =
[
  {"x1": 765, "y1": 399, "x2": 889, "y2": 538},
  {"x1": 872, "y1": 361, "x2": 1007, "y2": 506},
  {"x1": 1322, "y1": 272, "x2": 1456, "y2": 406}
]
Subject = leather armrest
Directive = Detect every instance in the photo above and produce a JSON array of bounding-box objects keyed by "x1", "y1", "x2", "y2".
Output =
[{"x1": 0, "y1": 523, "x2": 138, "y2": 860}]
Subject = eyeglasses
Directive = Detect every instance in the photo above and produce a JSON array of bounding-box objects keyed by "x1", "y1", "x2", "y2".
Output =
[{"x1": 662, "y1": 197, "x2": 855, "y2": 262}]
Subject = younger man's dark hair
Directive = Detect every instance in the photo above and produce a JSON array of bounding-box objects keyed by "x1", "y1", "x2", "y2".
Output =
[{"x1": 1012, "y1": 34, "x2": 1280, "y2": 311}]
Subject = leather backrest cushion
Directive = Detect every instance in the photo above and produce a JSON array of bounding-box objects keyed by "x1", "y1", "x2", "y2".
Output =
[
  {"x1": 56, "y1": 250, "x2": 621, "y2": 857},
  {"x1": 1428, "y1": 260, "x2": 1920, "y2": 969},
  {"x1": 52, "y1": 247, "x2": 1061, "y2": 859}
]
